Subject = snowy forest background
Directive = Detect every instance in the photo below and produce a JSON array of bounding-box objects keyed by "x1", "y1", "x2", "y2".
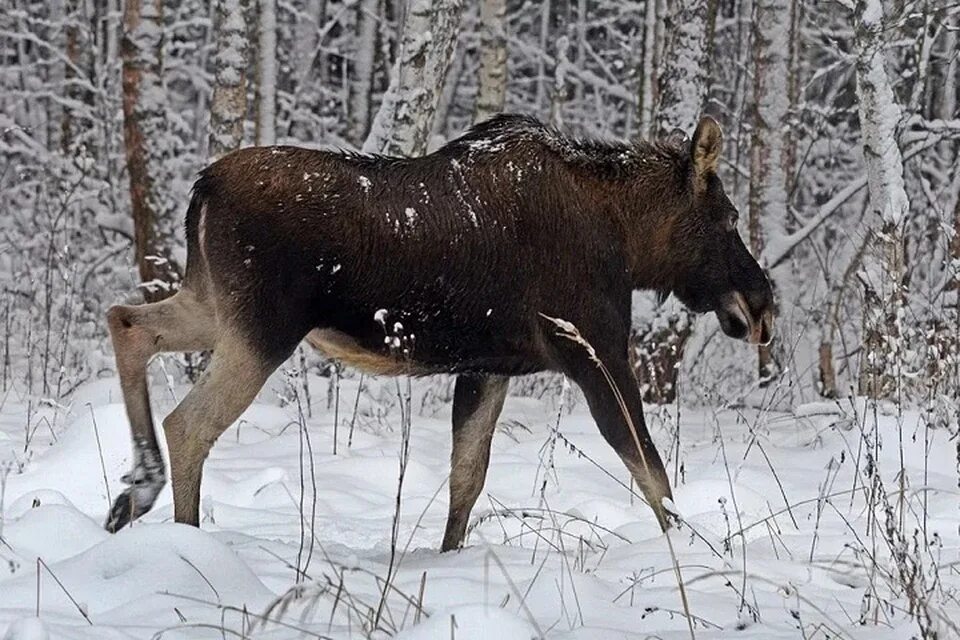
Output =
[
  {"x1": 1, "y1": 0, "x2": 960, "y2": 638},
  {"x1": 1, "y1": 0, "x2": 958, "y2": 413}
]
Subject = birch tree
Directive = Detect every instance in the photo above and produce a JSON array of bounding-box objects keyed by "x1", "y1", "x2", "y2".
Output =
[
  {"x1": 653, "y1": 0, "x2": 715, "y2": 136},
  {"x1": 637, "y1": 0, "x2": 659, "y2": 138},
  {"x1": 256, "y1": 0, "x2": 277, "y2": 145},
  {"x1": 474, "y1": 0, "x2": 508, "y2": 123},
  {"x1": 363, "y1": 0, "x2": 464, "y2": 156},
  {"x1": 853, "y1": 0, "x2": 910, "y2": 398},
  {"x1": 634, "y1": 0, "x2": 716, "y2": 403},
  {"x1": 749, "y1": 0, "x2": 791, "y2": 380},
  {"x1": 209, "y1": 0, "x2": 248, "y2": 158},
  {"x1": 349, "y1": 0, "x2": 379, "y2": 145},
  {"x1": 120, "y1": 0, "x2": 180, "y2": 302}
]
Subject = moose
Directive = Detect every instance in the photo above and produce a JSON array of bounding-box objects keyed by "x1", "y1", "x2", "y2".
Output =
[{"x1": 105, "y1": 114, "x2": 774, "y2": 551}]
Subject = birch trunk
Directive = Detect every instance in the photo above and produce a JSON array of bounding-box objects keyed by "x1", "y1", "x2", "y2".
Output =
[
  {"x1": 637, "y1": 0, "x2": 658, "y2": 139},
  {"x1": 255, "y1": 0, "x2": 277, "y2": 145},
  {"x1": 853, "y1": 0, "x2": 910, "y2": 399},
  {"x1": 634, "y1": 0, "x2": 716, "y2": 403},
  {"x1": 749, "y1": 0, "x2": 791, "y2": 381},
  {"x1": 942, "y1": 27, "x2": 957, "y2": 122},
  {"x1": 474, "y1": 0, "x2": 507, "y2": 123},
  {"x1": 349, "y1": 0, "x2": 379, "y2": 145},
  {"x1": 121, "y1": 0, "x2": 180, "y2": 301},
  {"x1": 363, "y1": 0, "x2": 464, "y2": 157},
  {"x1": 653, "y1": 0, "x2": 714, "y2": 136},
  {"x1": 209, "y1": 0, "x2": 248, "y2": 158}
]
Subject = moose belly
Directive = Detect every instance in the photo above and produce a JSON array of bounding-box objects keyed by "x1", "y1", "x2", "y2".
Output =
[{"x1": 305, "y1": 329, "x2": 430, "y2": 376}]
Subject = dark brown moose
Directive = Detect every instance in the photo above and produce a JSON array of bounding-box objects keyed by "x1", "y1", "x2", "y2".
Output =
[{"x1": 105, "y1": 114, "x2": 774, "y2": 550}]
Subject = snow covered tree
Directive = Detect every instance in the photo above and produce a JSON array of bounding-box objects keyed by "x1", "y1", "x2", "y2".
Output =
[
  {"x1": 120, "y1": 0, "x2": 181, "y2": 302},
  {"x1": 209, "y1": 0, "x2": 249, "y2": 158},
  {"x1": 637, "y1": 0, "x2": 660, "y2": 139},
  {"x1": 363, "y1": 0, "x2": 464, "y2": 156},
  {"x1": 633, "y1": 0, "x2": 717, "y2": 403},
  {"x1": 349, "y1": 0, "x2": 379, "y2": 145},
  {"x1": 653, "y1": 0, "x2": 716, "y2": 136},
  {"x1": 852, "y1": 0, "x2": 910, "y2": 399},
  {"x1": 749, "y1": 0, "x2": 792, "y2": 381},
  {"x1": 474, "y1": 0, "x2": 507, "y2": 123},
  {"x1": 256, "y1": 0, "x2": 277, "y2": 145}
]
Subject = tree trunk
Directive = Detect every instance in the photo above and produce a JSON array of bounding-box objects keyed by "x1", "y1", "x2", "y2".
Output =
[
  {"x1": 363, "y1": 0, "x2": 464, "y2": 157},
  {"x1": 121, "y1": 0, "x2": 181, "y2": 302},
  {"x1": 474, "y1": 0, "x2": 507, "y2": 123},
  {"x1": 653, "y1": 0, "x2": 715, "y2": 136},
  {"x1": 61, "y1": 0, "x2": 82, "y2": 153},
  {"x1": 349, "y1": 0, "x2": 379, "y2": 145},
  {"x1": 550, "y1": 35, "x2": 570, "y2": 128},
  {"x1": 255, "y1": 0, "x2": 277, "y2": 145},
  {"x1": 749, "y1": 0, "x2": 791, "y2": 382},
  {"x1": 942, "y1": 26, "x2": 956, "y2": 122},
  {"x1": 637, "y1": 0, "x2": 659, "y2": 139},
  {"x1": 853, "y1": 0, "x2": 910, "y2": 399},
  {"x1": 633, "y1": 0, "x2": 716, "y2": 404},
  {"x1": 209, "y1": 0, "x2": 248, "y2": 159}
]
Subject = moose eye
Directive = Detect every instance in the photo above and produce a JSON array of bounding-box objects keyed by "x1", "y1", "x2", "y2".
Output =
[{"x1": 725, "y1": 212, "x2": 739, "y2": 231}]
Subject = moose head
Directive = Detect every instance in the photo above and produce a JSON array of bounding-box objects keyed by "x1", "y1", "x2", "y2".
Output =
[{"x1": 667, "y1": 116, "x2": 775, "y2": 346}]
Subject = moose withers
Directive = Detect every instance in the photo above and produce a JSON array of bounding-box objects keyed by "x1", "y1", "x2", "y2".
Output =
[{"x1": 105, "y1": 114, "x2": 774, "y2": 550}]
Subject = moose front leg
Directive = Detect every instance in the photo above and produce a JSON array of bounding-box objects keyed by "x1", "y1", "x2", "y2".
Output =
[
  {"x1": 557, "y1": 343, "x2": 674, "y2": 531},
  {"x1": 441, "y1": 374, "x2": 509, "y2": 551}
]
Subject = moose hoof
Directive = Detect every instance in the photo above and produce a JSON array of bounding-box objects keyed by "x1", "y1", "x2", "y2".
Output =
[{"x1": 104, "y1": 475, "x2": 164, "y2": 532}]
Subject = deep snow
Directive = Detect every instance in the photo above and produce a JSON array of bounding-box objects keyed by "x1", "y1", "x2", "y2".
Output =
[{"x1": 0, "y1": 367, "x2": 957, "y2": 638}]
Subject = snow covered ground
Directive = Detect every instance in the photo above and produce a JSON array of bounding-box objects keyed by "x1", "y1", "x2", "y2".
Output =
[{"x1": 0, "y1": 368, "x2": 957, "y2": 639}]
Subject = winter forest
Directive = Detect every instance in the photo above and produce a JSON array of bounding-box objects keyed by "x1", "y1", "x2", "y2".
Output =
[{"x1": 1, "y1": 0, "x2": 959, "y2": 638}]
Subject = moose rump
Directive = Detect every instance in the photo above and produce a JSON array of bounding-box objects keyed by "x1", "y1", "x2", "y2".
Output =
[{"x1": 104, "y1": 114, "x2": 773, "y2": 551}]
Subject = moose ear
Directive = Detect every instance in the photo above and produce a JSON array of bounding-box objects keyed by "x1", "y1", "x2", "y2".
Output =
[{"x1": 691, "y1": 116, "x2": 722, "y2": 177}]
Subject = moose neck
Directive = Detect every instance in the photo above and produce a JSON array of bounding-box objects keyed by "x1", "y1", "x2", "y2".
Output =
[{"x1": 579, "y1": 145, "x2": 688, "y2": 294}]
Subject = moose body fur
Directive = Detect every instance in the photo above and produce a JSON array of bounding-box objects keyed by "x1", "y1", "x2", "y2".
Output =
[{"x1": 105, "y1": 115, "x2": 774, "y2": 550}]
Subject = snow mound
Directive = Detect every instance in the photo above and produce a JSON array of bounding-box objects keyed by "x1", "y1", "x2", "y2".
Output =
[
  {"x1": 4, "y1": 503, "x2": 107, "y2": 566},
  {"x1": 1, "y1": 618, "x2": 49, "y2": 640},
  {"x1": 0, "y1": 524, "x2": 272, "y2": 625},
  {"x1": 397, "y1": 604, "x2": 538, "y2": 639}
]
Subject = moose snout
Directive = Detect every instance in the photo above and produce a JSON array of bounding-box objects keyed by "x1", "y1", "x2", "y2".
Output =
[{"x1": 720, "y1": 292, "x2": 775, "y2": 346}]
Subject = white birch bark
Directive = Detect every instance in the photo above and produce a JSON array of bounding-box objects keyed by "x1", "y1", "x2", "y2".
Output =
[
  {"x1": 853, "y1": 0, "x2": 910, "y2": 398},
  {"x1": 634, "y1": 0, "x2": 716, "y2": 401},
  {"x1": 550, "y1": 35, "x2": 570, "y2": 128},
  {"x1": 256, "y1": 0, "x2": 277, "y2": 145},
  {"x1": 349, "y1": 0, "x2": 379, "y2": 145},
  {"x1": 534, "y1": 0, "x2": 550, "y2": 114},
  {"x1": 474, "y1": 0, "x2": 507, "y2": 123},
  {"x1": 209, "y1": 0, "x2": 248, "y2": 158},
  {"x1": 638, "y1": 0, "x2": 658, "y2": 139},
  {"x1": 363, "y1": 0, "x2": 464, "y2": 156},
  {"x1": 749, "y1": 0, "x2": 791, "y2": 380},
  {"x1": 750, "y1": 0, "x2": 790, "y2": 261},
  {"x1": 941, "y1": 26, "x2": 956, "y2": 122},
  {"x1": 653, "y1": 0, "x2": 712, "y2": 136}
]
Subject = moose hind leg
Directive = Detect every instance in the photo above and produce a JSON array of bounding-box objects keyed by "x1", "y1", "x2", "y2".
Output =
[
  {"x1": 105, "y1": 290, "x2": 217, "y2": 532},
  {"x1": 441, "y1": 374, "x2": 509, "y2": 552},
  {"x1": 162, "y1": 332, "x2": 288, "y2": 526}
]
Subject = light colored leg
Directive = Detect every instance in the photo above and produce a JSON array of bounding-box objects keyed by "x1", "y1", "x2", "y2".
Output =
[
  {"x1": 441, "y1": 374, "x2": 509, "y2": 551},
  {"x1": 105, "y1": 290, "x2": 217, "y2": 531},
  {"x1": 162, "y1": 332, "x2": 281, "y2": 526}
]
